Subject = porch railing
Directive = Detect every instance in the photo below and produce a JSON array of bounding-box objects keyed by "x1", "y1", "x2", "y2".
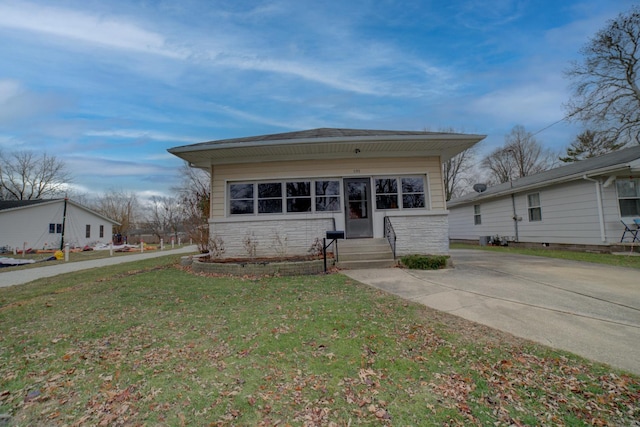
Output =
[{"x1": 384, "y1": 216, "x2": 397, "y2": 259}]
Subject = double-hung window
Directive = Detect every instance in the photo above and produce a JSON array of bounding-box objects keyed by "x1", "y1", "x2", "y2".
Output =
[
  {"x1": 527, "y1": 193, "x2": 542, "y2": 221},
  {"x1": 616, "y1": 178, "x2": 640, "y2": 217},
  {"x1": 258, "y1": 183, "x2": 283, "y2": 214},
  {"x1": 229, "y1": 183, "x2": 254, "y2": 215},
  {"x1": 315, "y1": 180, "x2": 341, "y2": 211},
  {"x1": 286, "y1": 182, "x2": 311, "y2": 213},
  {"x1": 474, "y1": 205, "x2": 481, "y2": 225},
  {"x1": 375, "y1": 176, "x2": 426, "y2": 210},
  {"x1": 85, "y1": 224, "x2": 91, "y2": 238}
]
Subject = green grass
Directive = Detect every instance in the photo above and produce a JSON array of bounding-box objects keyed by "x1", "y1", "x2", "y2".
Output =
[
  {"x1": 451, "y1": 243, "x2": 640, "y2": 269},
  {"x1": 1, "y1": 255, "x2": 638, "y2": 425}
]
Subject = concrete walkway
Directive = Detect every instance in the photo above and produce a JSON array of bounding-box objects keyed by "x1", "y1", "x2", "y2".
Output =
[
  {"x1": 344, "y1": 249, "x2": 640, "y2": 375},
  {"x1": 0, "y1": 245, "x2": 199, "y2": 288}
]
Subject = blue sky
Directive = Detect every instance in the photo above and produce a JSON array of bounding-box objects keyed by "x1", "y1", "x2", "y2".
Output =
[{"x1": 0, "y1": 0, "x2": 633, "y2": 200}]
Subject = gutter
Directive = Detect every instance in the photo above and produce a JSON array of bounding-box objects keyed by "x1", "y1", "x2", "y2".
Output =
[{"x1": 582, "y1": 175, "x2": 606, "y2": 243}]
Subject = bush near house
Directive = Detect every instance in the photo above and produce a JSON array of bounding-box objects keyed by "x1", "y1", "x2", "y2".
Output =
[{"x1": 401, "y1": 254, "x2": 450, "y2": 270}]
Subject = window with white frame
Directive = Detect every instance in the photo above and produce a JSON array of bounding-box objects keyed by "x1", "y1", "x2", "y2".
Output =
[
  {"x1": 375, "y1": 176, "x2": 426, "y2": 210},
  {"x1": 229, "y1": 183, "x2": 255, "y2": 214},
  {"x1": 315, "y1": 180, "x2": 341, "y2": 212},
  {"x1": 286, "y1": 181, "x2": 311, "y2": 213},
  {"x1": 228, "y1": 179, "x2": 341, "y2": 215},
  {"x1": 49, "y1": 223, "x2": 62, "y2": 234},
  {"x1": 616, "y1": 178, "x2": 640, "y2": 217},
  {"x1": 527, "y1": 193, "x2": 542, "y2": 221},
  {"x1": 258, "y1": 183, "x2": 282, "y2": 214},
  {"x1": 474, "y1": 204, "x2": 481, "y2": 225}
]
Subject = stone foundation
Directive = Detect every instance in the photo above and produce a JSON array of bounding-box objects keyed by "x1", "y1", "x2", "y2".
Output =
[{"x1": 191, "y1": 258, "x2": 329, "y2": 276}]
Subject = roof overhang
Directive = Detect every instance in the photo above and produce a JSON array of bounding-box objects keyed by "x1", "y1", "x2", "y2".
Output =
[{"x1": 168, "y1": 132, "x2": 486, "y2": 168}]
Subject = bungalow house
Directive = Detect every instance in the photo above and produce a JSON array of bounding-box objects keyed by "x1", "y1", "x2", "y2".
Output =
[
  {"x1": 168, "y1": 128, "x2": 485, "y2": 259},
  {"x1": 447, "y1": 145, "x2": 640, "y2": 250},
  {"x1": 0, "y1": 199, "x2": 119, "y2": 252}
]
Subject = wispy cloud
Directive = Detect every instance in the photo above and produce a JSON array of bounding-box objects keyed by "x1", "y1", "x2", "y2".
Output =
[
  {"x1": 85, "y1": 129, "x2": 200, "y2": 144},
  {"x1": 0, "y1": 1, "x2": 187, "y2": 58}
]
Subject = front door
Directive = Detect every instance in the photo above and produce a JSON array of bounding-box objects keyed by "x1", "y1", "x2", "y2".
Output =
[{"x1": 344, "y1": 178, "x2": 373, "y2": 238}]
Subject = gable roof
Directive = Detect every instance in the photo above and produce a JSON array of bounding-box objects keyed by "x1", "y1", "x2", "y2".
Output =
[
  {"x1": 0, "y1": 199, "x2": 53, "y2": 211},
  {"x1": 448, "y1": 145, "x2": 640, "y2": 207},
  {"x1": 0, "y1": 198, "x2": 120, "y2": 225},
  {"x1": 168, "y1": 127, "x2": 486, "y2": 167}
]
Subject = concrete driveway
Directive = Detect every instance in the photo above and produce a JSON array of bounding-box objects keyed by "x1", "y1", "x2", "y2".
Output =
[{"x1": 344, "y1": 249, "x2": 640, "y2": 375}]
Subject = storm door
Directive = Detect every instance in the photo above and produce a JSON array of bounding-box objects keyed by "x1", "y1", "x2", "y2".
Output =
[{"x1": 344, "y1": 178, "x2": 373, "y2": 238}]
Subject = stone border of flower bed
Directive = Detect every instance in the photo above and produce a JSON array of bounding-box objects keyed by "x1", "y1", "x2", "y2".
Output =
[{"x1": 182, "y1": 254, "x2": 330, "y2": 276}]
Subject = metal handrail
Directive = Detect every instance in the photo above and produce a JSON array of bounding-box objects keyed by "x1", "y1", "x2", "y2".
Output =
[{"x1": 384, "y1": 216, "x2": 397, "y2": 259}]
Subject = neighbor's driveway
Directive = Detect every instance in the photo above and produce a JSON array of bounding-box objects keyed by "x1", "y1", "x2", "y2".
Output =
[{"x1": 344, "y1": 249, "x2": 640, "y2": 375}]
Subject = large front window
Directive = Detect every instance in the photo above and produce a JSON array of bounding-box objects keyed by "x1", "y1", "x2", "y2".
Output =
[
  {"x1": 375, "y1": 176, "x2": 426, "y2": 210},
  {"x1": 617, "y1": 178, "x2": 640, "y2": 217},
  {"x1": 229, "y1": 179, "x2": 341, "y2": 215}
]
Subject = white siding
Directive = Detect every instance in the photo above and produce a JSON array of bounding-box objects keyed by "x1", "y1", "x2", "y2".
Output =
[
  {"x1": 449, "y1": 196, "x2": 515, "y2": 241},
  {"x1": 0, "y1": 201, "x2": 115, "y2": 251},
  {"x1": 449, "y1": 177, "x2": 631, "y2": 246}
]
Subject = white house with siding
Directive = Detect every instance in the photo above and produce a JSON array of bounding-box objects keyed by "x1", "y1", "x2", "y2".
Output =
[
  {"x1": 447, "y1": 145, "x2": 640, "y2": 249},
  {"x1": 168, "y1": 128, "x2": 485, "y2": 259},
  {"x1": 0, "y1": 199, "x2": 119, "y2": 251}
]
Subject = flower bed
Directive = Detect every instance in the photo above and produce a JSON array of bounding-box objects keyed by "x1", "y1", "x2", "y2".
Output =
[{"x1": 186, "y1": 255, "x2": 331, "y2": 276}]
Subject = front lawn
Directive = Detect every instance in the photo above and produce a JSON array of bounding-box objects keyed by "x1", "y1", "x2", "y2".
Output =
[{"x1": 1, "y1": 255, "x2": 638, "y2": 425}]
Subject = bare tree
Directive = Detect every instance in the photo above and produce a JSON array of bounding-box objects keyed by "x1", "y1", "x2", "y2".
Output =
[
  {"x1": 482, "y1": 125, "x2": 554, "y2": 183},
  {"x1": 93, "y1": 189, "x2": 139, "y2": 238},
  {"x1": 560, "y1": 129, "x2": 626, "y2": 163},
  {"x1": 0, "y1": 150, "x2": 72, "y2": 200},
  {"x1": 172, "y1": 162, "x2": 210, "y2": 252},
  {"x1": 146, "y1": 195, "x2": 182, "y2": 242},
  {"x1": 443, "y1": 147, "x2": 477, "y2": 201},
  {"x1": 565, "y1": 5, "x2": 640, "y2": 145}
]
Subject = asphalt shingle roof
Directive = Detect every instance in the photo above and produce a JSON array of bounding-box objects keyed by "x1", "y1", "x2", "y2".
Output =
[
  {"x1": 0, "y1": 199, "x2": 58, "y2": 211},
  {"x1": 172, "y1": 127, "x2": 467, "y2": 150}
]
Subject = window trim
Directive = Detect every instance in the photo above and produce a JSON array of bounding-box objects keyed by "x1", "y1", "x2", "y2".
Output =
[
  {"x1": 527, "y1": 192, "x2": 542, "y2": 222},
  {"x1": 85, "y1": 224, "x2": 91, "y2": 238}
]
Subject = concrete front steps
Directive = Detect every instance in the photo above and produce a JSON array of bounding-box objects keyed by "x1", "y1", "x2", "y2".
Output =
[{"x1": 336, "y1": 238, "x2": 397, "y2": 269}]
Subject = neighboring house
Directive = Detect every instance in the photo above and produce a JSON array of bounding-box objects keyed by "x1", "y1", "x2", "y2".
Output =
[
  {"x1": 168, "y1": 128, "x2": 485, "y2": 258},
  {"x1": 447, "y1": 145, "x2": 640, "y2": 248},
  {"x1": 0, "y1": 199, "x2": 120, "y2": 251}
]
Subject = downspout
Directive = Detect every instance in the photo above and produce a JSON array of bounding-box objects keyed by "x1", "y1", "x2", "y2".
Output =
[
  {"x1": 511, "y1": 193, "x2": 519, "y2": 242},
  {"x1": 582, "y1": 175, "x2": 606, "y2": 243}
]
